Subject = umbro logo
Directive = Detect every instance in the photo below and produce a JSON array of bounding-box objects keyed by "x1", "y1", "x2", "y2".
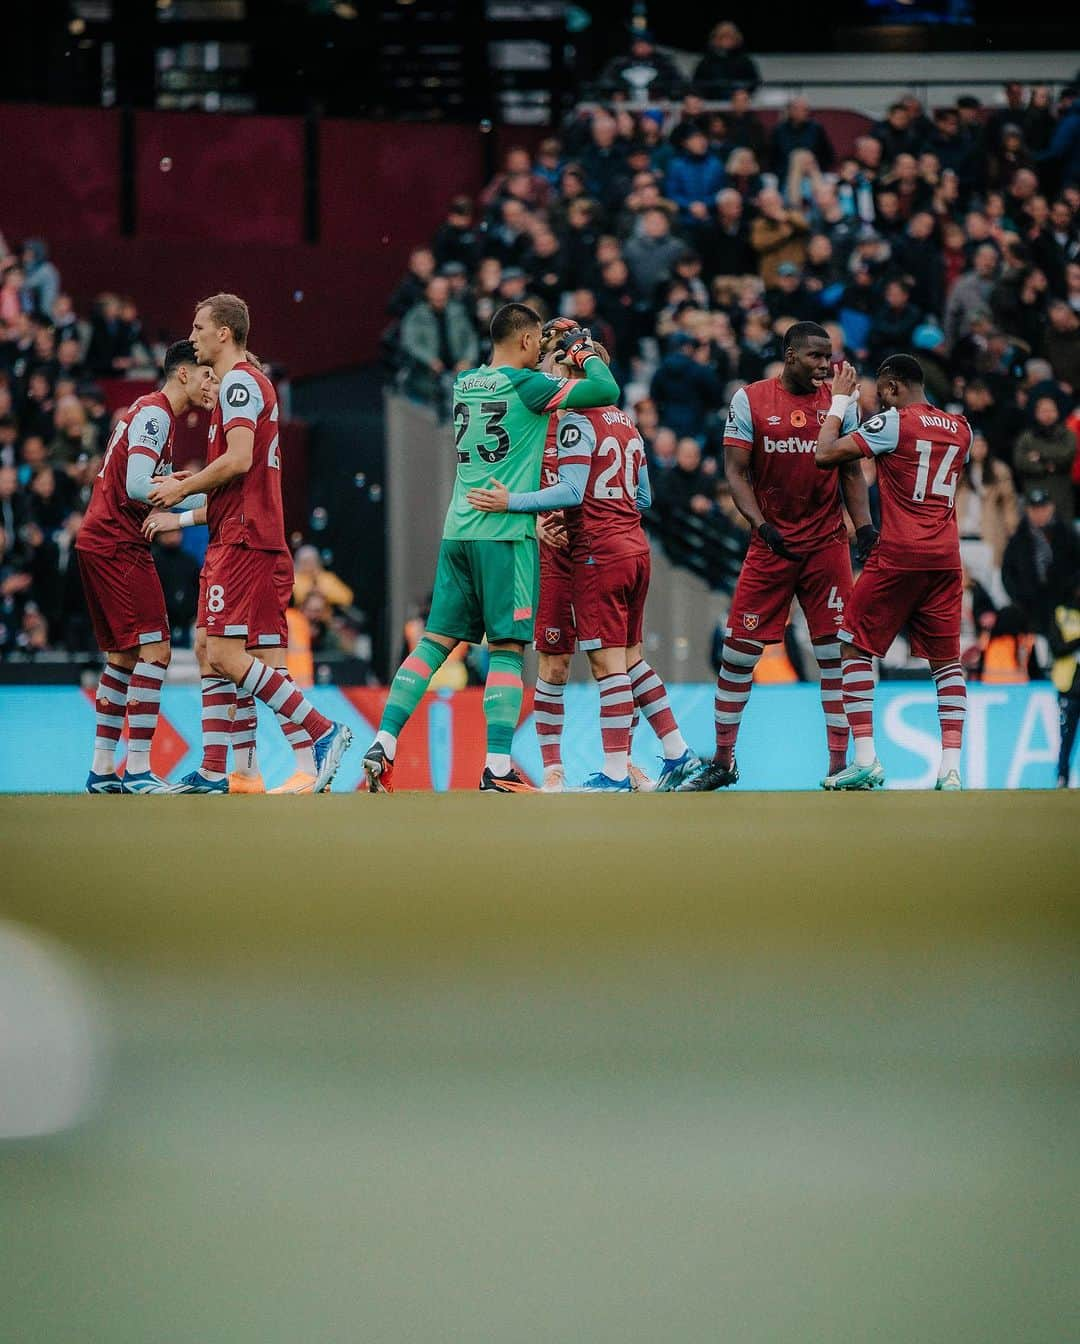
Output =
[{"x1": 767, "y1": 415, "x2": 782, "y2": 425}]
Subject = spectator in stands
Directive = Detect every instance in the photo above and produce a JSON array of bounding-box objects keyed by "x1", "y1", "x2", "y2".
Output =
[
  {"x1": 595, "y1": 257, "x2": 640, "y2": 363},
  {"x1": 581, "y1": 111, "x2": 632, "y2": 212},
  {"x1": 692, "y1": 21, "x2": 760, "y2": 99},
  {"x1": 700, "y1": 188, "x2": 754, "y2": 279},
  {"x1": 624, "y1": 207, "x2": 685, "y2": 301},
  {"x1": 985, "y1": 81, "x2": 1029, "y2": 155},
  {"x1": 86, "y1": 293, "x2": 135, "y2": 376},
  {"x1": 872, "y1": 102, "x2": 922, "y2": 170},
  {"x1": 722, "y1": 147, "x2": 763, "y2": 201},
  {"x1": 486, "y1": 198, "x2": 535, "y2": 269},
  {"x1": 51, "y1": 395, "x2": 98, "y2": 464},
  {"x1": 1013, "y1": 395, "x2": 1077, "y2": 522},
  {"x1": 665, "y1": 127, "x2": 725, "y2": 234},
  {"x1": 0, "y1": 266, "x2": 27, "y2": 326},
  {"x1": 529, "y1": 230, "x2": 567, "y2": 315},
  {"x1": 726, "y1": 87, "x2": 767, "y2": 162},
  {"x1": 598, "y1": 29, "x2": 683, "y2": 102},
  {"x1": 432, "y1": 198, "x2": 480, "y2": 272},
  {"x1": 1002, "y1": 488, "x2": 1080, "y2": 638},
  {"x1": 1045, "y1": 299, "x2": 1080, "y2": 389},
  {"x1": 896, "y1": 211, "x2": 945, "y2": 315},
  {"x1": 479, "y1": 146, "x2": 551, "y2": 212},
  {"x1": 769, "y1": 97, "x2": 834, "y2": 177},
  {"x1": 991, "y1": 263, "x2": 1049, "y2": 355},
  {"x1": 750, "y1": 188, "x2": 809, "y2": 288},
  {"x1": 535, "y1": 138, "x2": 564, "y2": 189},
  {"x1": 1023, "y1": 85, "x2": 1057, "y2": 155},
  {"x1": 956, "y1": 432, "x2": 1020, "y2": 573},
  {"x1": 931, "y1": 106, "x2": 982, "y2": 195},
  {"x1": 20, "y1": 240, "x2": 59, "y2": 319},
  {"x1": 1036, "y1": 87, "x2": 1080, "y2": 189},
  {"x1": 51, "y1": 292, "x2": 81, "y2": 348},
  {"x1": 617, "y1": 171, "x2": 677, "y2": 237},
  {"x1": 765, "y1": 262, "x2": 818, "y2": 323},
  {"x1": 293, "y1": 544, "x2": 355, "y2": 609},
  {"x1": 987, "y1": 123, "x2": 1035, "y2": 191},
  {"x1": 868, "y1": 278, "x2": 921, "y2": 367},
  {"x1": 946, "y1": 242, "x2": 1000, "y2": 345},
  {"x1": 649, "y1": 332, "x2": 724, "y2": 439},
  {"x1": 398, "y1": 275, "x2": 478, "y2": 406},
  {"x1": 656, "y1": 435, "x2": 716, "y2": 517}
]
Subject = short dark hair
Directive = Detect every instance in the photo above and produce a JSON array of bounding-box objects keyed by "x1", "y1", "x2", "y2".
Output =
[
  {"x1": 877, "y1": 353, "x2": 924, "y2": 385},
  {"x1": 490, "y1": 302, "x2": 541, "y2": 345},
  {"x1": 163, "y1": 340, "x2": 198, "y2": 376},
  {"x1": 783, "y1": 321, "x2": 829, "y2": 351}
]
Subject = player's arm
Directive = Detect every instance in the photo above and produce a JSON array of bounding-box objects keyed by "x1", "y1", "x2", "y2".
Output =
[
  {"x1": 814, "y1": 362, "x2": 868, "y2": 466},
  {"x1": 467, "y1": 415, "x2": 593, "y2": 514},
  {"x1": 122, "y1": 408, "x2": 169, "y2": 503},
  {"x1": 724, "y1": 386, "x2": 803, "y2": 560},
  {"x1": 142, "y1": 505, "x2": 207, "y2": 539},
  {"x1": 513, "y1": 336, "x2": 620, "y2": 416},
  {"x1": 636, "y1": 458, "x2": 652, "y2": 512}
]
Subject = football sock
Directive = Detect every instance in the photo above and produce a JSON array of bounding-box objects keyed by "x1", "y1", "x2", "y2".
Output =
[
  {"x1": 125, "y1": 658, "x2": 167, "y2": 775},
  {"x1": 714, "y1": 639, "x2": 764, "y2": 767},
  {"x1": 484, "y1": 649, "x2": 524, "y2": 767},
  {"x1": 200, "y1": 675, "x2": 235, "y2": 780},
  {"x1": 933, "y1": 661, "x2": 966, "y2": 771},
  {"x1": 814, "y1": 640, "x2": 849, "y2": 774},
  {"x1": 842, "y1": 654, "x2": 877, "y2": 766},
  {"x1": 597, "y1": 671, "x2": 634, "y2": 779},
  {"x1": 628, "y1": 659, "x2": 687, "y2": 759},
  {"x1": 232, "y1": 691, "x2": 260, "y2": 777},
  {"x1": 534, "y1": 677, "x2": 566, "y2": 769},
  {"x1": 277, "y1": 715, "x2": 316, "y2": 775},
  {"x1": 239, "y1": 660, "x2": 332, "y2": 742},
  {"x1": 628, "y1": 704, "x2": 640, "y2": 756},
  {"x1": 92, "y1": 662, "x2": 131, "y2": 774},
  {"x1": 380, "y1": 637, "x2": 450, "y2": 742}
]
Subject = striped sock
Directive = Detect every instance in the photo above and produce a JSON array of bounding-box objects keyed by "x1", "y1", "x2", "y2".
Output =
[
  {"x1": 232, "y1": 691, "x2": 260, "y2": 777},
  {"x1": 200, "y1": 675, "x2": 235, "y2": 779},
  {"x1": 277, "y1": 715, "x2": 316, "y2": 775},
  {"x1": 933, "y1": 660, "x2": 966, "y2": 768},
  {"x1": 814, "y1": 640, "x2": 849, "y2": 774},
  {"x1": 597, "y1": 671, "x2": 634, "y2": 780},
  {"x1": 628, "y1": 659, "x2": 687, "y2": 760},
  {"x1": 714, "y1": 639, "x2": 763, "y2": 768},
  {"x1": 92, "y1": 662, "x2": 131, "y2": 774},
  {"x1": 484, "y1": 649, "x2": 524, "y2": 771},
  {"x1": 629, "y1": 704, "x2": 640, "y2": 755},
  {"x1": 379, "y1": 637, "x2": 451, "y2": 750},
  {"x1": 125, "y1": 659, "x2": 167, "y2": 775},
  {"x1": 534, "y1": 677, "x2": 566, "y2": 769},
  {"x1": 842, "y1": 654, "x2": 877, "y2": 765},
  {"x1": 239, "y1": 660, "x2": 332, "y2": 742}
]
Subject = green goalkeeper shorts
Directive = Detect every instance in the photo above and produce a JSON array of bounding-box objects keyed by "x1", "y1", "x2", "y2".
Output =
[{"x1": 426, "y1": 537, "x2": 539, "y2": 645}]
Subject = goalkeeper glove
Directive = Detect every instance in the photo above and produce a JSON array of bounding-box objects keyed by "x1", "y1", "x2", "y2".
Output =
[
  {"x1": 855, "y1": 524, "x2": 879, "y2": 562},
  {"x1": 556, "y1": 327, "x2": 597, "y2": 371},
  {"x1": 757, "y1": 522, "x2": 802, "y2": 561}
]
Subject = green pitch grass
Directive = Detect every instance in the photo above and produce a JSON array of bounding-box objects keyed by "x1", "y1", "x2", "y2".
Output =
[{"x1": 1, "y1": 794, "x2": 1078, "y2": 1344}]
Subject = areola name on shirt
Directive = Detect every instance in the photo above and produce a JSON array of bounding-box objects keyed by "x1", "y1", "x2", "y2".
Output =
[{"x1": 458, "y1": 372, "x2": 501, "y2": 392}]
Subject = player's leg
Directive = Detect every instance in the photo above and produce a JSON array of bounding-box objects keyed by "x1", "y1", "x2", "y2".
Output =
[
  {"x1": 533, "y1": 548, "x2": 576, "y2": 792},
  {"x1": 624, "y1": 555, "x2": 701, "y2": 790},
  {"x1": 204, "y1": 550, "x2": 352, "y2": 793},
  {"x1": 913, "y1": 569, "x2": 966, "y2": 790},
  {"x1": 88, "y1": 648, "x2": 135, "y2": 792},
  {"x1": 794, "y1": 540, "x2": 854, "y2": 777},
  {"x1": 582, "y1": 644, "x2": 634, "y2": 790},
  {"x1": 477, "y1": 539, "x2": 538, "y2": 792},
  {"x1": 121, "y1": 636, "x2": 173, "y2": 793},
  {"x1": 679, "y1": 549, "x2": 792, "y2": 791},
  {"x1": 822, "y1": 557, "x2": 908, "y2": 790},
  {"x1": 171, "y1": 565, "x2": 234, "y2": 792},
  {"x1": 363, "y1": 539, "x2": 473, "y2": 792},
  {"x1": 535, "y1": 651, "x2": 572, "y2": 791},
  {"x1": 1058, "y1": 692, "x2": 1080, "y2": 788}
]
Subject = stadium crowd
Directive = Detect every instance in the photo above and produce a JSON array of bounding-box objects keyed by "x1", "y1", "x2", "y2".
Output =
[{"x1": 387, "y1": 66, "x2": 1080, "y2": 676}]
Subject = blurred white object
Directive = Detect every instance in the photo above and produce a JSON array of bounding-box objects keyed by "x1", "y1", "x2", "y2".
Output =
[{"x1": 0, "y1": 922, "x2": 105, "y2": 1139}]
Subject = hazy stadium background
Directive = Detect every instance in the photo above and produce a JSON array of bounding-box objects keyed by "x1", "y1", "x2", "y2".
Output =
[{"x1": 2, "y1": 4, "x2": 1079, "y2": 1342}]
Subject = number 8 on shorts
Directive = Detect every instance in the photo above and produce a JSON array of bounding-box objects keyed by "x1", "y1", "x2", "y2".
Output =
[{"x1": 207, "y1": 584, "x2": 225, "y2": 614}]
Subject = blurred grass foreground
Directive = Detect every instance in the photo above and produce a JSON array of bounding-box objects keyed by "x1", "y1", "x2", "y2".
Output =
[{"x1": 1, "y1": 793, "x2": 1078, "y2": 1344}]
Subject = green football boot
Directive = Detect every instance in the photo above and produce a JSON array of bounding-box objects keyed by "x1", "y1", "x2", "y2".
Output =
[{"x1": 821, "y1": 758, "x2": 885, "y2": 791}]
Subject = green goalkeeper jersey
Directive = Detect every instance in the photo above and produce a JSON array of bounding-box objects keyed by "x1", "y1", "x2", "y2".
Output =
[{"x1": 443, "y1": 356, "x2": 620, "y2": 541}]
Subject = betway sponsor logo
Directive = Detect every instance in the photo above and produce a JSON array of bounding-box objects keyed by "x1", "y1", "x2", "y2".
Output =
[{"x1": 763, "y1": 435, "x2": 817, "y2": 453}]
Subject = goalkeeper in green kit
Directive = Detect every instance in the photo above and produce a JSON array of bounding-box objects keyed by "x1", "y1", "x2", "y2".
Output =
[{"x1": 363, "y1": 303, "x2": 620, "y2": 793}]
